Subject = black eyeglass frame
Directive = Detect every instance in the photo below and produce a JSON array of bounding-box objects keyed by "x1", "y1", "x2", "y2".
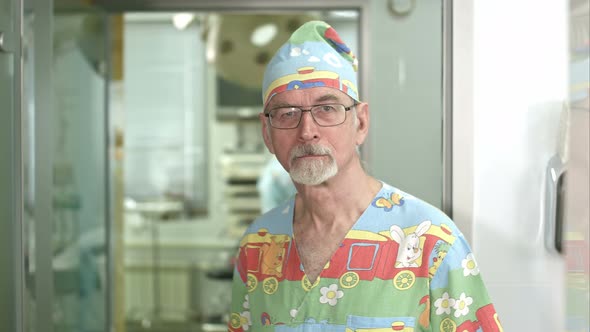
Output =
[{"x1": 263, "y1": 103, "x2": 357, "y2": 129}]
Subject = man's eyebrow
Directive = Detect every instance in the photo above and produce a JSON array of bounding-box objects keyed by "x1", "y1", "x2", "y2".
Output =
[
  {"x1": 315, "y1": 94, "x2": 341, "y2": 103},
  {"x1": 266, "y1": 101, "x2": 296, "y2": 110},
  {"x1": 266, "y1": 93, "x2": 345, "y2": 110}
]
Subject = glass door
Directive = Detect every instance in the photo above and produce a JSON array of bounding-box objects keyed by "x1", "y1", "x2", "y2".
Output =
[
  {"x1": 113, "y1": 11, "x2": 360, "y2": 332},
  {"x1": 21, "y1": 1, "x2": 111, "y2": 331}
]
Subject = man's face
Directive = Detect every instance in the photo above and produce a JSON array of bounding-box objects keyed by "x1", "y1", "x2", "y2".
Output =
[{"x1": 260, "y1": 87, "x2": 369, "y2": 185}]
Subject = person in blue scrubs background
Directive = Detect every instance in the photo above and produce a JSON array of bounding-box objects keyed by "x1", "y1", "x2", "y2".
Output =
[{"x1": 257, "y1": 156, "x2": 297, "y2": 213}]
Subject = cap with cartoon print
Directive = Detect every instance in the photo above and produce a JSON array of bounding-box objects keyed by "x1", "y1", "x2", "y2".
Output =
[{"x1": 262, "y1": 20, "x2": 359, "y2": 107}]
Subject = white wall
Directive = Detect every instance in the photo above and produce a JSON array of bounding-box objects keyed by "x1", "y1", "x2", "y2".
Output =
[{"x1": 453, "y1": 1, "x2": 569, "y2": 331}]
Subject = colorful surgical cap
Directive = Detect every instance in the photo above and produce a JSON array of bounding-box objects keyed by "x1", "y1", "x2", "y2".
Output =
[{"x1": 262, "y1": 20, "x2": 359, "y2": 107}]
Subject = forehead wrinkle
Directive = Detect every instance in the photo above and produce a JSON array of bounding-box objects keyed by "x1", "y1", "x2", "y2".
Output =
[
  {"x1": 315, "y1": 93, "x2": 341, "y2": 103},
  {"x1": 266, "y1": 89, "x2": 353, "y2": 111},
  {"x1": 265, "y1": 94, "x2": 296, "y2": 111},
  {"x1": 267, "y1": 101, "x2": 297, "y2": 110}
]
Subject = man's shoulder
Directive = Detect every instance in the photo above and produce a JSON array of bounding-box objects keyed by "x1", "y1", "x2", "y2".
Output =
[
  {"x1": 242, "y1": 200, "x2": 294, "y2": 237},
  {"x1": 374, "y1": 182, "x2": 457, "y2": 230}
]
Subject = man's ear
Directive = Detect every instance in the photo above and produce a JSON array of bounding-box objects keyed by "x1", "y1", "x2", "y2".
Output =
[
  {"x1": 260, "y1": 112, "x2": 275, "y2": 154},
  {"x1": 354, "y1": 102, "x2": 370, "y2": 146}
]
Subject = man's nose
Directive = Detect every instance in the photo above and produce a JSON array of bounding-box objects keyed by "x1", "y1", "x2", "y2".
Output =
[{"x1": 297, "y1": 111, "x2": 319, "y2": 140}]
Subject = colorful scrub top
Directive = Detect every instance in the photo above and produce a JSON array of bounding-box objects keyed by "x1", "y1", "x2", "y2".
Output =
[{"x1": 228, "y1": 182, "x2": 503, "y2": 332}]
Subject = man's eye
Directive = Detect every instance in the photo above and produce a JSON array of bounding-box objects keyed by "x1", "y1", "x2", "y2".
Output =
[
  {"x1": 318, "y1": 105, "x2": 337, "y2": 112},
  {"x1": 276, "y1": 109, "x2": 298, "y2": 119}
]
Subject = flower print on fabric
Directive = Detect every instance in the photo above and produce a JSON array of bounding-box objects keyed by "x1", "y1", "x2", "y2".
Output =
[
  {"x1": 319, "y1": 284, "x2": 344, "y2": 306},
  {"x1": 453, "y1": 293, "x2": 473, "y2": 318},
  {"x1": 243, "y1": 294, "x2": 250, "y2": 309},
  {"x1": 462, "y1": 253, "x2": 480, "y2": 276},
  {"x1": 235, "y1": 295, "x2": 251, "y2": 330},
  {"x1": 240, "y1": 311, "x2": 252, "y2": 330},
  {"x1": 434, "y1": 292, "x2": 456, "y2": 315}
]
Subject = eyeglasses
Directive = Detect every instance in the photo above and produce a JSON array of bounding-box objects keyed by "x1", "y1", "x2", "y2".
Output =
[{"x1": 264, "y1": 103, "x2": 356, "y2": 129}]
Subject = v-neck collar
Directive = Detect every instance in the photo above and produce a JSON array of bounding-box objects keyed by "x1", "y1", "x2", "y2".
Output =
[{"x1": 286, "y1": 181, "x2": 386, "y2": 282}]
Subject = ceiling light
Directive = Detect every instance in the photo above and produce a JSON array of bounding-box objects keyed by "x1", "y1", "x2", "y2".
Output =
[
  {"x1": 251, "y1": 23, "x2": 278, "y2": 47},
  {"x1": 172, "y1": 13, "x2": 195, "y2": 30}
]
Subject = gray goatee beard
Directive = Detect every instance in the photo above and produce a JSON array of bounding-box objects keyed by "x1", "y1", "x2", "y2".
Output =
[{"x1": 288, "y1": 144, "x2": 338, "y2": 185}]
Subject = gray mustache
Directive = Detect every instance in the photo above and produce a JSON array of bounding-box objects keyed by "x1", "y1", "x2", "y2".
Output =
[{"x1": 290, "y1": 144, "x2": 332, "y2": 160}]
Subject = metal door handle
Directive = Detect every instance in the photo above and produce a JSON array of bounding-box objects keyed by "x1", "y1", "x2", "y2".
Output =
[
  {"x1": 544, "y1": 154, "x2": 566, "y2": 254},
  {"x1": 0, "y1": 32, "x2": 7, "y2": 53}
]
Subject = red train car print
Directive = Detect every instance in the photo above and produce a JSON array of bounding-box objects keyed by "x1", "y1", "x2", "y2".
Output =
[{"x1": 237, "y1": 223, "x2": 456, "y2": 295}]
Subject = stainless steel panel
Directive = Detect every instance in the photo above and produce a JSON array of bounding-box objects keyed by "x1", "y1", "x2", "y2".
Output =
[{"x1": 1, "y1": 1, "x2": 23, "y2": 332}]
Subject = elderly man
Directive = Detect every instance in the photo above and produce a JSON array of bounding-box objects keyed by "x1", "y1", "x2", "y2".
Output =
[{"x1": 228, "y1": 21, "x2": 502, "y2": 332}]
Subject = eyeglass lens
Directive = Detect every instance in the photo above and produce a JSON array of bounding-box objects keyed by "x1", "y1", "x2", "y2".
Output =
[{"x1": 269, "y1": 104, "x2": 347, "y2": 128}]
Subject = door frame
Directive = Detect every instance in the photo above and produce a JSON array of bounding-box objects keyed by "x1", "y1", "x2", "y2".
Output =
[{"x1": 0, "y1": 0, "x2": 23, "y2": 331}]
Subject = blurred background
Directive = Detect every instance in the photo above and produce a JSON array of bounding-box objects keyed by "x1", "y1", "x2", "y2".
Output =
[{"x1": 0, "y1": 0, "x2": 588, "y2": 332}]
